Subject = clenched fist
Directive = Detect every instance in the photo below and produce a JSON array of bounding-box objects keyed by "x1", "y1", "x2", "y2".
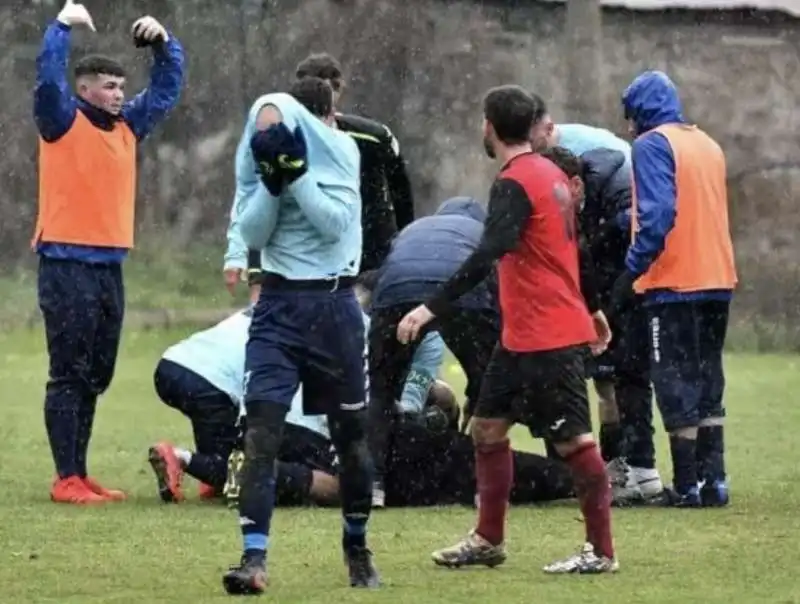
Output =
[
  {"x1": 132, "y1": 16, "x2": 168, "y2": 47},
  {"x1": 57, "y1": 0, "x2": 96, "y2": 31}
]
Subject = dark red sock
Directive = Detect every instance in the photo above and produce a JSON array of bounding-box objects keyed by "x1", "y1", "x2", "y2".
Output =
[
  {"x1": 475, "y1": 439, "x2": 513, "y2": 546},
  {"x1": 565, "y1": 443, "x2": 614, "y2": 559}
]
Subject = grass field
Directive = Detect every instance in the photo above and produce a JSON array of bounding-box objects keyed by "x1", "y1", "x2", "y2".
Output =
[{"x1": 1, "y1": 327, "x2": 799, "y2": 603}]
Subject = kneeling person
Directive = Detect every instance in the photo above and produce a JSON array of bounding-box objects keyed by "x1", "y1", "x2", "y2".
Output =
[{"x1": 148, "y1": 301, "x2": 256, "y2": 503}]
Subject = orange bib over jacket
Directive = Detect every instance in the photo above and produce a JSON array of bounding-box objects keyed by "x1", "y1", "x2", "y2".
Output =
[
  {"x1": 33, "y1": 111, "x2": 137, "y2": 249},
  {"x1": 632, "y1": 123, "x2": 737, "y2": 294}
]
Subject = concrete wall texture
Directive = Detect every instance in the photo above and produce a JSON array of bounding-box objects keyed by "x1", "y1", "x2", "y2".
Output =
[{"x1": 4, "y1": 0, "x2": 799, "y2": 342}]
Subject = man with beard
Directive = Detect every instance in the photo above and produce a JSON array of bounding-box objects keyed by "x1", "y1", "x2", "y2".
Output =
[{"x1": 398, "y1": 85, "x2": 616, "y2": 574}]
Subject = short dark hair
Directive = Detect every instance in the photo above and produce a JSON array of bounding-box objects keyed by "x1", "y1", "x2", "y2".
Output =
[
  {"x1": 483, "y1": 85, "x2": 545, "y2": 145},
  {"x1": 289, "y1": 76, "x2": 334, "y2": 118},
  {"x1": 74, "y1": 55, "x2": 126, "y2": 79},
  {"x1": 540, "y1": 146, "x2": 583, "y2": 178},
  {"x1": 529, "y1": 92, "x2": 549, "y2": 124},
  {"x1": 295, "y1": 53, "x2": 343, "y2": 91}
]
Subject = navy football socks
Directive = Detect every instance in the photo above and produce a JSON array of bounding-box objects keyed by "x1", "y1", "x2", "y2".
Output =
[
  {"x1": 697, "y1": 425, "x2": 726, "y2": 484},
  {"x1": 669, "y1": 435, "x2": 698, "y2": 496}
]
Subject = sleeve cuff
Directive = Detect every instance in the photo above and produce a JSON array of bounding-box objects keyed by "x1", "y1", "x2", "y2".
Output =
[
  {"x1": 624, "y1": 256, "x2": 643, "y2": 278},
  {"x1": 286, "y1": 170, "x2": 313, "y2": 194},
  {"x1": 425, "y1": 295, "x2": 449, "y2": 319},
  {"x1": 223, "y1": 258, "x2": 247, "y2": 271}
]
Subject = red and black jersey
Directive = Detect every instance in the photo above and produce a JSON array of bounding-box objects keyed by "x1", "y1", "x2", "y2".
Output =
[
  {"x1": 427, "y1": 151, "x2": 596, "y2": 353},
  {"x1": 496, "y1": 153, "x2": 594, "y2": 351}
]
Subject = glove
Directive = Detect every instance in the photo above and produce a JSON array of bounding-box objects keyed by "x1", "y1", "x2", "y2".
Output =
[
  {"x1": 250, "y1": 123, "x2": 308, "y2": 192},
  {"x1": 250, "y1": 126, "x2": 290, "y2": 196},
  {"x1": 57, "y1": 0, "x2": 96, "y2": 30},
  {"x1": 608, "y1": 269, "x2": 637, "y2": 320},
  {"x1": 255, "y1": 159, "x2": 283, "y2": 197},
  {"x1": 132, "y1": 16, "x2": 168, "y2": 47},
  {"x1": 275, "y1": 125, "x2": 308, "y2": 185}
]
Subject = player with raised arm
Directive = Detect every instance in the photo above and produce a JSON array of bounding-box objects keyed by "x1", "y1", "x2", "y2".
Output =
[{"x1": 33, "y1": 0, "x2": 183, "y2": 504}]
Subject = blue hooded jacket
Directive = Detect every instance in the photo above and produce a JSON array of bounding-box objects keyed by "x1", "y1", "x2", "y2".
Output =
[
  {"x1": 622, "y1": 70, "x2": 731, "y2": 304},
  {"x1": 371, "y1": 197, "x2": 497, "y2": 312}
]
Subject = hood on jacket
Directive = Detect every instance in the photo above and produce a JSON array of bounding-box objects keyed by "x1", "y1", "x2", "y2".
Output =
[
  {"x1": 622, "y1": 70, "x2": 685, "y2": 135},
  {"x1": 436, "y1": 196, "x2": 486, "y2": 222}
]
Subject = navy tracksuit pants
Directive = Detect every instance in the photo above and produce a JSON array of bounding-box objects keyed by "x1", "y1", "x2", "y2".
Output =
[
  {"x1": 615, "y1": 297, "x2": 657, "y2": 469},
  {"x1": 647, "y1": 299, "x2": 729, "y2": 432},
  {"x1": 38, "y1": 257, "x2": 124, "y2": 479}
]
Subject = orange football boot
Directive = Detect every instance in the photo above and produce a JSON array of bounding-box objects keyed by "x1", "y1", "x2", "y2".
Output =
[
  {"x1": 83, "y1": 476, "x2": 127, "y2": 502},
  {"x1": 198, "y1": 483, "x2": 218, "y2": 500},
  {"x1": 148, "y1": 442, "x2": 185, "y2": 503},
  {"x1": 51, "y1": 476, "x2": 106, "y2": 505}
]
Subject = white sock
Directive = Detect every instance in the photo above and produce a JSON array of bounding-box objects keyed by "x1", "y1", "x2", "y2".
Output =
[{"x1": 174, "y1": 447, "x2": 193, "y2": 467}]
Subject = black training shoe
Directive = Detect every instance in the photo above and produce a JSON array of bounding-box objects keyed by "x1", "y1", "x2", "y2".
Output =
[
  {"x1": 651, "y1": 486, "x2": 701, "y2": 508},
  {"x1": 345, "y1": 546, "x2": 381, "y2": 588},
  {"x1": 700, "y1": 480, "x2": 730, "y2": 507},
  {"x1": 222, "y1": 555, "x2": 268, "y2": 596}
]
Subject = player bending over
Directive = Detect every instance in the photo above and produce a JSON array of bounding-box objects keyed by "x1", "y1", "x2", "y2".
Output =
[
  {"x1": 539, "y1": 146, "x2": 664, "y2": 505},
  {"x1": 366, "y1": 196, "x2": 500, "y2": 506},
  {"x1": 611, "y1": 71, "x2": 736, "y2": 507}
]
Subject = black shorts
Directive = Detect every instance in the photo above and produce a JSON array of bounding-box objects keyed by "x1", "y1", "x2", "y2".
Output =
[
  {"x1": 474, "y1": 344, "x2": 592, "y2": 443},
  {"x1": 585, "y1": 300, "x2": 641, "y2": 382},
  {"x1": 278, "y1": 423, "x2": 338, "y2": 475},
  {"x1": 368, "y1": 302, "x2": 498, "y2": 477}
]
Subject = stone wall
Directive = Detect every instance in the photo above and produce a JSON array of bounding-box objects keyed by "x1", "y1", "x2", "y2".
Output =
[{"x1": 3, "y1": 0, "x2": 799, "y2": 341}]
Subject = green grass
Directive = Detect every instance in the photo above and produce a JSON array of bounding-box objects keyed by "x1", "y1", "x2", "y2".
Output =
[
  {"x1": 1, "y1": 328, "x2": 799, "y2": 603},
  {"x1": 0, "y1": 243, "x2": 249, "y2": 329}
]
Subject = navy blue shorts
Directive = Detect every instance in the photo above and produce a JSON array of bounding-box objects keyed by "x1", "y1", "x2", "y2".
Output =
[{"x1": 244, "y1": 286, "x2": 367, "y2": 415}]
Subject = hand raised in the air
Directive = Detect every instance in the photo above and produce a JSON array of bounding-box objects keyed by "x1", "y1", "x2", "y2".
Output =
[
  {"x1": 57, "y1": 0, "x2": 96, "y2": 31},
  {"x1": 132, "y1": 16, "x2": 169, "y2": 47}
]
